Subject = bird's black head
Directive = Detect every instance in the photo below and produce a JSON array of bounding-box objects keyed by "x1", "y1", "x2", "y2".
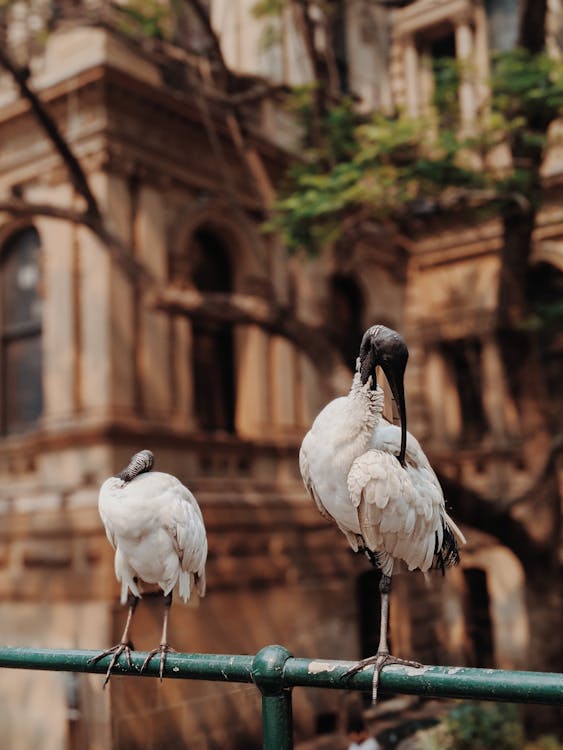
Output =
[
  {"x1": 359, "y1": 325, "x2": 409, "y2": 467},
  {"x1": 116, "y1": 449, "x2": 154, "y2": 483}
]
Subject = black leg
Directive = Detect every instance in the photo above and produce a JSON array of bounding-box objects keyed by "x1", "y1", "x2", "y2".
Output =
[
  {"x1": 343, "y1": 574, "x2": 422, "y2": 702},
  {"x1": 141, "y1": 591, "x2": 177, "y2": 681},
  {"x1": 88, "y1": 592, "x2": 140, "y2": 688}
]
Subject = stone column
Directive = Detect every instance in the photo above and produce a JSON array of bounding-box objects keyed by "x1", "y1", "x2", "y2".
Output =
[
  {"x1": 455, "y1": 19, "x2": 476, "y2": 126},
  {"x1": 171, "y1": 316, "x2": 194, "y2": 430},
  {"x1": 32, "y1": 184, "x2": 77, "y2": 427},
  {"x1": 481, "y1": 335, "x2": 520, "y2": 438},
  {"x1": 77, "y1": 174, "x2": 112, "y2": 420},
  {"x1": 136, "y1": 184, "x2": 171, "y2": 420},
  {"x1": 474, "y1": 3, "x2": 490, "y2": 115},
  {"x1": 77, "y1": 223, "x2": 112, "y2": 419},
  {"x1": 425, "y1": 347, "x2": 462, "y2": 444},
  {"x1": 270, "y1": 335, "x2": 297, "y2": 434},
  {"x1": 235, "y1": 325, "x2": 270, "y2": 438},
  {"x1": 403, "y1": 36, "x2": 419, "y2": 117},
  {"x1": 106, "y1": 174, "x2": 136, "y2": 418}
]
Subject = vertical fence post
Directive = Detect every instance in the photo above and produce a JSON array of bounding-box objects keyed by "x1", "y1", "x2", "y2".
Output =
[{"x1": 252, "y1": 645, "x2": 293, "y2": 750}]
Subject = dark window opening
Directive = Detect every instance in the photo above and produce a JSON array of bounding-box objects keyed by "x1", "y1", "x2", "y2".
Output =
[
  {"x1": 430, "y1": 30, "x2": 456, "y2": 60},
  {"x1": 440, "y1": 338, "x2": 487, "y2": 444},
  {"x1": 429, "y1": 30, "x2": 459, "y2": 126},
  {"x1": 527, "y1": 263, "x2": 563, "y2": 416},
  {"x1": 190, "y1": 227, "x2": 235, "y2": 433},
  {"x1": 463, "y1": 568, "x2": 495, "y2": 668},
  {"x1": 1, "y1": 227, "x2": 43, "y2": 435},
  {"x1": 328, "y1": 274, "x2": 364, "y2": 372}
]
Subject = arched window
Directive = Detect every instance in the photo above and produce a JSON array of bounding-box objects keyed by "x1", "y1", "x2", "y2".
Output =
[
  {"x1": 1, "y1": 227, "x2": 43, "y2": 435},
  {"x1": 328, "y1": 274, "x2": 364, "y2": 372},
  {"x1": 190, "y1": 226, "x2": 235, "y2": 433}
]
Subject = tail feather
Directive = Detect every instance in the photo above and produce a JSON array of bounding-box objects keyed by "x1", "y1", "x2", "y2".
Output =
[
  {"x1": 195, "y1": 569, "x2": 206, "y2": 598},
  {"x1": 433, "y1": 516, "x2": 463, "y2": 574},
  {"x1": 444, "y1": 512, "x2": 467, "y2": 545},
  {"x1": 178, "y1": 571, "x2": 191, "y2": 603}
]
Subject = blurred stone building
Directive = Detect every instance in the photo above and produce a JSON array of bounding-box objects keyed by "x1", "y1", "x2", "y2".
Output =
[{"x1": 0, "y1": 0, "x2": 561, "y2": 748}]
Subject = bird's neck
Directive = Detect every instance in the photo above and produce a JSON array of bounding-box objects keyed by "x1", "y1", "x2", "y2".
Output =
[{"x1": 344, "y1": 372, "x2": 384, "y2": 449}]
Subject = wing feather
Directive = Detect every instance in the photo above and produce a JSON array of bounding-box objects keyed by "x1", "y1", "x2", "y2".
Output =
[
  {"x1": 167, "y1": 486, "x2": 208, "y2": 600},
  {"x1": 299, "y1": 443, "x2": 336, "y2": 525},
  {"x1": 348, "y1": 450, "x2": 445, "y2": 572}
]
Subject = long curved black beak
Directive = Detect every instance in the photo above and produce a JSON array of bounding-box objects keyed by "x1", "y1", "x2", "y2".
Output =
[
  {"x1": 380, "y1": 362, "x2": 407, "y2": 467},
  {"x1": 359, "y1": 325, "x2": 409, "y2": 468}
]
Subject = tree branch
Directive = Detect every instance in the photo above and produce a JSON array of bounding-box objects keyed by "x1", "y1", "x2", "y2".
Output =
[
  {"x1": 153, "y1": 287, "x2": 352, "y2": 393},
  {"x1": 181, "y1": 0, "x2": 231, "y2": 85},
  {"x1": 0, "y1": 199, "x2": 153, "y2": 284},
  {"x1": 438, "y1": 471, "x2": 556, "y2": 566},
  {"x1": 0, "y1": 45, "x2": 100, "y2": 219}
]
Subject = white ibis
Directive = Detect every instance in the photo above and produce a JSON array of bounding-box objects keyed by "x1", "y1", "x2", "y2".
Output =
[
  {"x1": 299, "y1": 325, "x2": 465, "y2": 701},
  {"x1": 90, "y1": 450, "x2": 207, "y2": 685}
]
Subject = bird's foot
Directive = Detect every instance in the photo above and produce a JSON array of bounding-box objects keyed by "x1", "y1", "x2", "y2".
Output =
[
  {"x1": 342, "y1": 651, "x2": 423, "y2": 704},
  {"x1": 88, "y1": 643, "x2": 134, "y2": 688},
  {"x1": 140, "y1": 643, "x2": 177, "y2": 681}
]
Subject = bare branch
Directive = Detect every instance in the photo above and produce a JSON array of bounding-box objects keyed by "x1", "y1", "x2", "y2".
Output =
[
  {"x1": 0, "y1": 199, "x2": 94, "y2": 225},
  {"x1": 153, "y1": 287, "x2": 351, "y2": 393},
  {"x1": 0, "y1": 45, "x2": 100, "y2": 219},
  {"x1": 179, "y1": 0, "x2": 231, "y2": 84},
  {"x1": 0, "y1": 199, "x2": 153, "y2": 284},
  {"x1": 438, "y1": 470, "x2": 556, "y2": 565}
]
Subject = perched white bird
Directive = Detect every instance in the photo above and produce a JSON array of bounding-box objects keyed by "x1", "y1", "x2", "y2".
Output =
[
  {"x1": 90, "y1": 450, "x2": 207, "y2": 685},
  {"x1": 299, "y1": 325, "x2": 465, "y2": 701}
]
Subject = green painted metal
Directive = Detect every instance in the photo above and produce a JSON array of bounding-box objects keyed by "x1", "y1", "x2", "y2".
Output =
[
  {"x1": 285, "y1": 659, "x2": 563, "y2": 705},
  {"x1": 0, "y1": 647, "x2": 562, "y2": 706},
  {"x1": 1, "y1": 646, "x2": 562, "y2": 750},
  {"x1": 261, "y1": 692, "x2": 293, "y2": 750},
  {"x1": 252, "y1": 646, "x2": 294, "y2": 749},
  {"x1": 0, "y1": 647, "x2": 562, "y2": 707},
  {"x1": 0, "y1": 647, "x2": 254, "y2": 683}
]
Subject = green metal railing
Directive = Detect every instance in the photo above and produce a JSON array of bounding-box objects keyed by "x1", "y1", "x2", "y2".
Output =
[{"x1": 1, "y1": 645, "x2": 562, "y2": 748}]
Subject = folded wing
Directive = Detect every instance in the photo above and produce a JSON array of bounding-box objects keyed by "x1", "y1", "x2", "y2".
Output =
[{"x1": 348, "y1": 450, "x2": 444, "y2": 575}]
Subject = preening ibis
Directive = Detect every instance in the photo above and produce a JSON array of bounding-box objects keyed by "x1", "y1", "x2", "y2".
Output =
[
  {"x1": 299, "y1": 325, "x2": 466, "y2": 701},
  {"x1": 90, "y1": 450, "x2": 207, "y2": 685}
]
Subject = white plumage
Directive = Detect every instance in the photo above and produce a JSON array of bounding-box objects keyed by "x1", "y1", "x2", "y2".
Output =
[
  {"x1": 91, "y1": 450, "x2": 207, "y2": 684},
  {"x1": 299, "y1": 325, "x2": 465, "y2": 702},
  {"x1": 99, "y1": 470, "x2": 207, "y2": 605},
  {"x1": 300, "y1": 372, "x2": 463, "y2": 577}
]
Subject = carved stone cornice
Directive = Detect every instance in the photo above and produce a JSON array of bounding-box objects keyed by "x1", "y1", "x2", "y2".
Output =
[
  {"x1": 393, "y1": 0, "x2": 474, "y2": 37},
  {"x1": 0, "y1": 62, "x2": 288, "y2": 211}
]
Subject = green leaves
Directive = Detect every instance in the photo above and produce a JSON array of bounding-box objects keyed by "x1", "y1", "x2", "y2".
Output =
[
  {"x1": 116, "y1": 0, "x2": 173, "y2": 39},
  {"x1": 270, "y1": 103, "x2": 486, "y2": 252},
  {"x1": 271, "y1": 49, "x2": 563, "y2": 253},
  {"x1": 491, "y1": 48, "x2": 563, "y2": 154}
]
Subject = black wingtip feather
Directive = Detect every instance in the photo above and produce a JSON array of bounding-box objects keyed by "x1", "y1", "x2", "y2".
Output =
[{"x1": 434, "y1": 521, "x2": 460, "y2": 575}]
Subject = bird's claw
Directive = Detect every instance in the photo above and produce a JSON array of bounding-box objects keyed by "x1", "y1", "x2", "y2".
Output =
[
  {"x1": 341, "y1": 652, "x2": 423, "y2": 703},
  {"x1": 140, "y1": 643, "x2": 177, "y2": 681},
  {"x1": 88, "y1": 643, "x2": 134, "y2": 688}
]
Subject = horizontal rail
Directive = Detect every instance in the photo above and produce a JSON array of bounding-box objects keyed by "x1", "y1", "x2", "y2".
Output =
[{"x1": 1, "y1": 646, "x2": 562, "y2": 705}]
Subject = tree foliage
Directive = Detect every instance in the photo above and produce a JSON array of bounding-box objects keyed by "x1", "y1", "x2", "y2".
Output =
[{"x1": 269, "y1": 49, "x2": 563, "y2": 252}]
